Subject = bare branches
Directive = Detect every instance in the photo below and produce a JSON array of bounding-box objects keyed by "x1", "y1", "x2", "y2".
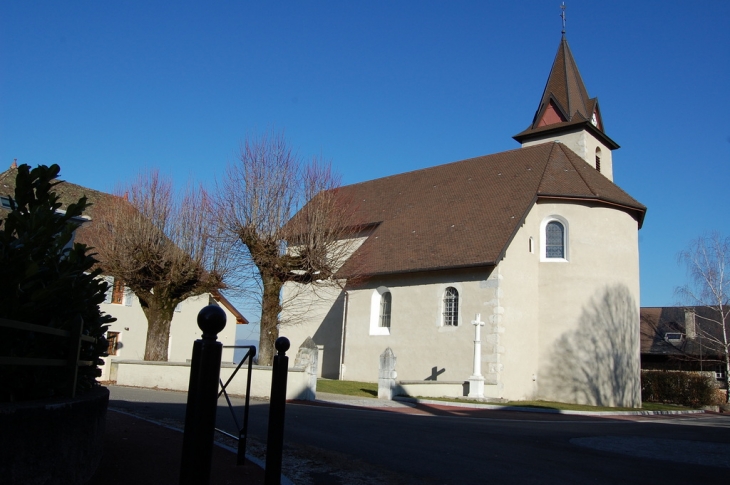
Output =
[
  {"x1": 85, "y1": 169, "x2": 229, "y2": 360},
  {"x1": 219, "y1": 132, "x2": 298, "y2": 243},
  {"x1": 214, "y1": 131, "x2": 359, "y2": 364},
  {"x1": 677, "y1": 232, "x2": 730, "y2": 309},
  {"x1": 676, "y1": 232, "x2": 730, "y2": 401}
]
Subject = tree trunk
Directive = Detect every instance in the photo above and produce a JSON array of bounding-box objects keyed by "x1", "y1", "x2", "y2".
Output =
[
  {"x1": 140, "y1": 300, "x2": 176, "y2": 361},
  {"x1": 724, "y1": 351, "x2": 730, "y2": 404},
  {"x1": 258, "y1": 273, "x2": 283, "y2": 366}
]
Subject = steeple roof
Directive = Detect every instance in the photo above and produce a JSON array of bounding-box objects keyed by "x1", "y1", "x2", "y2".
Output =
[{"x1": 514, "y1": 36, "x2": 619, "y2": 149}]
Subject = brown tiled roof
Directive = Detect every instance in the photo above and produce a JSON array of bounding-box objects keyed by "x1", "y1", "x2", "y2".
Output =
[
  {"x1": 513, "y1": 36, "x2": 619, "y2": 150},
  {"x1": 335, "y1": 142, "x2": 645, "y2": 277},
  {"x1": 641, "y1": 306, "x2": 727, "y2": 358}
]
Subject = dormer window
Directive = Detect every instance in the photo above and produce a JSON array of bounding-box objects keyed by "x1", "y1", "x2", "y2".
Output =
[{"x1": 664, "y1": 333, "x2": 684, "y2": 343}]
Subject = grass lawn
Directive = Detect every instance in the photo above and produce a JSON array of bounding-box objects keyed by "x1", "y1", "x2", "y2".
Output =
[
  {"x1": 317, "y1": 379, "x2": 696, "y2": 411},
  {"x1": 317, "y1": 379, "x2": 377, "y2": 398}
]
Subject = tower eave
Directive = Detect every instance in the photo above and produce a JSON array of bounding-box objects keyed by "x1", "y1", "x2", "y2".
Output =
[{"x1": 513, "y1": 121, "x2": 620, "y2": 150}]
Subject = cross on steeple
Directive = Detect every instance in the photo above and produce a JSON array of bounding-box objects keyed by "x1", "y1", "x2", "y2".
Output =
[{"x1": 561, "y1": 2, "x2": 566, "y2": 35}]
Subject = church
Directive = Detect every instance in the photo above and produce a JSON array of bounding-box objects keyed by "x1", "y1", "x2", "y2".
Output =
[{"x1": 282, "y1": 33, "x2": 646, "y2": 407}]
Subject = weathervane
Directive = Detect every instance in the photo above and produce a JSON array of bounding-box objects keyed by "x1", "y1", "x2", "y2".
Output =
[{"x1": 561, "y1": 2, "x2": 566, "y2": 35}]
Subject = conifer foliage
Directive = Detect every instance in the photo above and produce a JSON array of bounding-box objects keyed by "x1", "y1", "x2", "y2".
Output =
[{"x1": 0, "y1": 164, "x2": 113, "y2": 401}]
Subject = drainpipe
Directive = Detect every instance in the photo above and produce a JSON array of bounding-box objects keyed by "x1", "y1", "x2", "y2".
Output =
[{"x1": 339, "y1": 291, "x2": 349, "y2": 380}]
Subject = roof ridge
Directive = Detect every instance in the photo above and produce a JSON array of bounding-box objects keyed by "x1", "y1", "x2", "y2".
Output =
[
  {"x1": 558, "y1": 143, "x2": 597, "y2": 195},
  {"x1": 562, "y1": 37, "x2": 573, "y2": 120},
  {"x1": 338, "y1": 144, "x2": 540, "y2": 190},
  {"x1": 54, "y1": 178, "x2": 110, "y2": 198},
  {"x1": 536, "y1": 142, "x2": 563, "y2": 194}
]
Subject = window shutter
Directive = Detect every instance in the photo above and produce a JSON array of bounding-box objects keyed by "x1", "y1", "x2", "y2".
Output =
[
  {"x1": 103, "y1": 276, "x2": 114, "y2": 304},
  {"x1": 124, "y1": 286, "x2": 133, "y2": 306}
]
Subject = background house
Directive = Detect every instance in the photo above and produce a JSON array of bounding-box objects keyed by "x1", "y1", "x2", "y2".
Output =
[
  {"x1": 641, "y1": 306, "x2": 727, "y2": 389},
  {"x1": 282, "y1": 33, "x2": 646, "y2": 407},
  {"x1": 0, "y1": 163, "x2": 247, "y2": 379}
]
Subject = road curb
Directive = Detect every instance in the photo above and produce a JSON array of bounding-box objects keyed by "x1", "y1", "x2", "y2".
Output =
[{"x1": 391, "y1": 397, "x2": 707, "y2": 416}]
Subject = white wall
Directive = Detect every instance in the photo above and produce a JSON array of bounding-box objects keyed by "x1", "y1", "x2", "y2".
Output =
[
  {"x1": 100, "y1": 292, "x2": 239, "y2": 380},
  {"x1": 111, "y1": 360, "x2": 314, "y2": 400}
]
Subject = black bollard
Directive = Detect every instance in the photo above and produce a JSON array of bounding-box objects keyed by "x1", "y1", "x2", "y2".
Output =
[
  {"x1": 264, "y1": 337, "x2": 290, "y2": 485},
  {"x1": 180, "y1": 305, "x2": 227, "y2": 485}
]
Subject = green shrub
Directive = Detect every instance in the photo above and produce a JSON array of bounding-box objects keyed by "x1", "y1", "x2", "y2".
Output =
[
  {"x1": 641, "y1": 370, "x2": 718, "y2": 407},
  {"x1": 0, "y1": 164, "x2": 115, "y2": 402}
]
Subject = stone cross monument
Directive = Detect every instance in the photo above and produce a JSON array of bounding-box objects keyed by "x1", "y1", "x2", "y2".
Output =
[{"x1": 468, "y1": 314, "x2": 485, "y2": 398}]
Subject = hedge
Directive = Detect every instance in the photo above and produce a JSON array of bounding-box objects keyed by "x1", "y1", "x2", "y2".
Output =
[{"x1": 641, "y1": 370, "x2": 718, "y2": 407}]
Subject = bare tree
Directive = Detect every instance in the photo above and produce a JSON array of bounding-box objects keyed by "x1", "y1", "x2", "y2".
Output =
[
  {"x1": 85, "y1": 170, "x2": 228, "y2": 361},
  {"x1": 676, "y1": 232, "x2": 730, "y2": 402},
  {"x1": 215, "y1": 132, "x2": 359, "y2": 365}
]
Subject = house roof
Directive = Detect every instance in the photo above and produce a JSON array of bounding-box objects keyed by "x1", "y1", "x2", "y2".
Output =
[
  {"x1": 513, "y1": 35, "x2": 619, "y2": 150},
  {"x1": 640, "y1": 306, "x2": 727, "y2": 358},
  {"x1": 0, "y1": 165, "x2": 110, "y2": 211},
  {"x1": 334, "y1": 141, "x2": 645, "y2": 277},
  {"x1": 211, "y1": 290, "x2": 249, "y2": 325},
  {"x1": 0, "y1": 164, "x2": 112, "y2": 247}
]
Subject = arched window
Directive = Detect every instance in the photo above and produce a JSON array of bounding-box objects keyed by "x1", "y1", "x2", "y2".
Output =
[
  {"x1": 380, "y1": 291, "x2": 392, "y2": 328},
  {"x1": 370, "y1": 287, "x2": 392, "y2": 335},
  {"x1": 443, "y1": 287, "x2": 459, "y2": 326},
  {"x1": 545, "y1": 221, "x2": 565, "y2": 259},
  {"x1": 595, "y1": 147, "x2": 602, "y2": 173}
]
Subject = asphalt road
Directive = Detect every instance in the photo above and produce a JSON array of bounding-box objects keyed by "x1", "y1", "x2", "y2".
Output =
[{"x1": 108, "y1": 385, "x2": 730, "y2": 485}]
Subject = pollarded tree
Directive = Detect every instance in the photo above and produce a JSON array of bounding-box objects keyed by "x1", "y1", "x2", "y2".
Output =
[
  {"x1": 86, "y1": 170, "x2": 229, "y2": 361},
  {"x1": 214, "y1": 132, "x2": 359, "y2": 365},
  {"x1": 676, "y1": 232, "x2": 730, "y2": 402}
]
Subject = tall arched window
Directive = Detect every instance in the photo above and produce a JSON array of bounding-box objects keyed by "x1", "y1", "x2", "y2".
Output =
[
  {"x1": 443, "y1": 287, "x2": 459, "y2": 326},
  {"x1": 545, "y1": 221, "x2": 565, "y2": 259},
  {"x1": 370, "y1": 287, "x2": 392, "y2": 335},
  {"x1": 595, "y1": 147, "x2": 602, "y2": 173},
  {"x1": 380, "y1": 291, "x2": 392, "y2": 328}
]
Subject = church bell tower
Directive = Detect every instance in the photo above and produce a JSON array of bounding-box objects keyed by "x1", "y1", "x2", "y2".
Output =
[{"x1": 513, "y1": 31, "x2": 619, "y2": 181}]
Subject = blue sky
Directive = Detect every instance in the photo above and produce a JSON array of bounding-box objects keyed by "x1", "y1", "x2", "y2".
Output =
[{"x1": 2, "y1": 1, "x2": 729, "y2": 339}]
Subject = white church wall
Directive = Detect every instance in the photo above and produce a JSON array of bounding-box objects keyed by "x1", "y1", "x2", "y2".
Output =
[
  {"x1": 494, "y1": 210, "x2": 542, "y2": 402},
  {"x1": 532, "y1": 201, "x2": 641, "y2": 407},
  {"x1": 280, "y1": 282, "x2": 346, "y2": 379},
  {"x1": 279, "y1": 232, "x2": 371, "y2": 379},
  {"x1": 334, "y1": 268, "x2": 496, "y2": 385}
]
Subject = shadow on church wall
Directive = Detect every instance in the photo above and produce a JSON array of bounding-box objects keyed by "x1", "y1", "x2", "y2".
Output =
[
  {"x1": 541, "y1": 284, "x2": 640, "y2": 407},
  {"x1": 311, "y1": 290, "x2": 346, "y2": 379}
]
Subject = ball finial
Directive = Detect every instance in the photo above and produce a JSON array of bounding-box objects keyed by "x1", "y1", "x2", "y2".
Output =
[
  {"x1": 197, "y1": 305, "x2": 227, "y2": 339},
  {"x1": 274, "y1": 336, "x2": 290, "y2": 355}
]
